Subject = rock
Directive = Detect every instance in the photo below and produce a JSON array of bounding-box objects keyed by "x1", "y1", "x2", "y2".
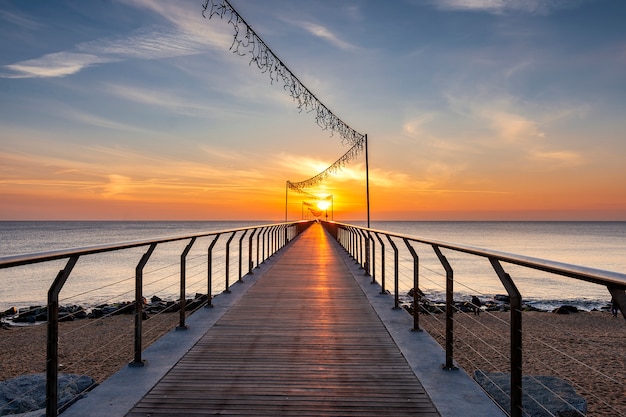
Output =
[
  {"x1": 494, "y1": 294, "x2": 510, "y2": 303},
  {"x1": 553, "y1": 305, "x2": 579, "y2": 314},
  {"x1": 0, "y1": 373, "x2": 97, "y2": 416},
  {"x1": 407, "y1": 288, "x2": 425, "y2": 298},
  {"x1": 474, "y1": 371, "x2": 586, "y2": 417},
  {"x1": 1, "y1": 307, "x2": 17, "y2": 319}
]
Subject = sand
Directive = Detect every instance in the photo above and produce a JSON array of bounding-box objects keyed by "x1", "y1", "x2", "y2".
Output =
[
  {"x1": 1, "y1": 311, "x2": 624, "y2": 416},
  {"x1": 419, "y1": 310, "x2": 626, "y2": 416},
  {"x1": 0, "y1": 313, "x2": 180, "y2": 384}
]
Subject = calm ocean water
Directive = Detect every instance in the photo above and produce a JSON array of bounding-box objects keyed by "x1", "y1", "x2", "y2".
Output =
[{"x1": 1, "y1": 221, "x2": 624, "y2": 312}]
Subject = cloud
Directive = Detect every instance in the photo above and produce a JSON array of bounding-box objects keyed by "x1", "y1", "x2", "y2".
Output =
[
  {"x1": 1, "y1": 1, "x2": 229, "y2": 79},
  {"x1": 431, "y1": 0, "x2": 585, "y2": 15},
  {"x1": 485, "y1": 110, "x2": 544, "y2": 142},
  {"x1": 4, "y1": 52, "x2": 117, "y2": 78},
  {"x1": 528, "y1": 149, "x2": 584, "y2": 166},
  {"x1": 0, "y1": 8, "x2": 44, "y2": 30},
  {"x1": 299, "y1": 22, "x2": 357, "y2": 50}
]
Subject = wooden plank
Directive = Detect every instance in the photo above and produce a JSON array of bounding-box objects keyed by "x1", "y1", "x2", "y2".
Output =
[{"x1": 126, "y1": 223, "x2": 440, "y2": 417}]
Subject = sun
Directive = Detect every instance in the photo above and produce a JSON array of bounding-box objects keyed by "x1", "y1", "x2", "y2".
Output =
[{"x1": 317, "y1": 200, "x2": 331, "y2": 211}]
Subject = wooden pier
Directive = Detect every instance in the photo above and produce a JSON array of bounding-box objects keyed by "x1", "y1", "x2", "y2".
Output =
[{"x1": 126, "y1": 223, "x2": 440, "y2": 416}]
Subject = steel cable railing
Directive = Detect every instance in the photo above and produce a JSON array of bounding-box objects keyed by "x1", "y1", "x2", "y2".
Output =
[
  {"x1": 0, "y1": 220, "x2": 314, "y2": 417},
  {"x1": 325, "y1": 221, "x2": 626, "y2": 417}
]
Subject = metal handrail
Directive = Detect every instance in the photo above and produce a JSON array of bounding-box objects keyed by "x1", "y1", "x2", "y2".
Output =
[
  {"x1": 323, "y1": 221, "x2": 626, "y2": 417},
  {"x1": 0, "y1": 220, "x2": 314, "y2": 417}
]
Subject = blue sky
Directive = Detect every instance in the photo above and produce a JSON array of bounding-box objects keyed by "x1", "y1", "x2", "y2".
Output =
[{"x1": 1, "y1": 0, "x2": 625, "y2": 220}]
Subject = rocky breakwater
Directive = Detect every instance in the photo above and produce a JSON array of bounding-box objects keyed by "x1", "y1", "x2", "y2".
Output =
[
  {"x1": 0, "y1": 374, "x2": 96, "y2": 416},
  {"x1": 1, "y1": 293, "x2": 209, "y2": 325}
]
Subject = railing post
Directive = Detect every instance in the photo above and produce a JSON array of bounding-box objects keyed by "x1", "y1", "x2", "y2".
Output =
[
  {"x1": 403, "y1": 239, "x2": 421, "y2": 332},
  {"x1": 370, "y1": 232, "x2": 376, "y2": 283},
  {"x1": 386, "y1": 235, "x2": 400, "y2": 310},
  {"x1": 261, "y1": 227, "x2": 267, "y2": 262},
  {"x1": 248, "y1": 228, "x2": 257, "y2": 274},
  {"x1": 357, "y1": 228, "x2": 364, "y2": 268},
  {"x1": 206, "y1": 234, "x2": 220, "y2": 308},
  {"x1": 238, "y1": 230, "x2": 248, "y2": 282},
  {"x1": 46, "y1": 255, "x2": 79, "y2": 417},
  {"x1": 432, "y1": 244, "x2": 457, "y2": 371},
  {"x1": 257, "y1": 227, "x2": 264, "y2": 265},
  {"x1": 364, "y1": 230, "x2": 371, "y2": 276},
  {"x1": 224, "y1": 231, "x2": 236, "y2": 293},
  {"x1": 178, "y1": 237, "x2": 197, "y2": 330},
  {"x1": 490, "y1": 258, "x2": 523, "y2": 417},
  {"x1": 131, "y1": 243, "x2": 157, "y2": 367},
  {"x1": 374, "y1": 232, "x2": 386, "y2": 291},
  {"x1": 607, "y1": 286, "x2": 626, "y2": 321}
]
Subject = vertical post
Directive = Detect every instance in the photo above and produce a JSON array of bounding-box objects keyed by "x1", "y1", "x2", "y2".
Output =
[
  {"x1": 386, "y1": 235, "x2": 400, "y2": 309},
  {"x1": 224, "y1": 231, "x2": 236, "y2": 293},
  {"x1": 257, "y1": 227, "x2": 263, "y2": 265},
  {"x1": 261, "y1": 227, "x2": 267, "y2": 262},
  {"x1": 374, "y1": 232, "x2": 386, "y2": 291},
  {"x1": 132, "y1": 243, "x2": 157, "y2": 367},
  {"x1": 178, "y1": 237, "x2": 197, "y2": 330},
  {"x1": 403, "y1": 239, "x2": 421, "y2": 332},
  {"x1": 238, "y1": 230, "x2": 248, "y2": 282},
  {"x1": 367, "y1": 230, "x2": 376, "y2": 282},
  {"x1": 490, "y1": 258, "x2": 523, "y2": 417},
  {"x1": 47, "y1": 255, "x2": 79, "y2": 417},
  {"x1": 364, "y1": 229, "x2": 371, "y2": 276},
  {"x1": 248, "y1": 228, "x2": 257, "y2": 274},
  {"x1": 432, "y1": 245, "x2": 456, "y2": 370},
  {"x1": 358, "y1": 229, "x2": 370, "y2": 274},
  {"x1": 285, "y1": 181, "x2": 289, "y2": 222},
  {"x1": 607, "y1": 286, "x2": 626, "y2": 321},
  {"x1": 365, "y1": 133, "x2": 370, "y2": 229},
  {"x1": 206, "y1": 234, "x2": 220, "y2": 308}
]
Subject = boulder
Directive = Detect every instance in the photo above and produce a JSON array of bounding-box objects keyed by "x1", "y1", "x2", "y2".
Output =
[
  {"x1": 553, "y1": 305, "x2": 579, "y2": 315},
  {"x1": 1, "y1": 307, "x2": 17, "y2": 319},
  {"x1": 0, "y1": 373, "x2": 97, "y2": 416},
  {"x1": 474, "y1": 371, "x2": 586, "y2": 417},
  {"x1": 494, "y1": 294, "x2": 511, "y2": 303}
]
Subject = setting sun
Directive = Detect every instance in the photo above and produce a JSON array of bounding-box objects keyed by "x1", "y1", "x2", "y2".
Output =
[{"x1": 317, "y1": 200, "x2": 331, "y2": 211}]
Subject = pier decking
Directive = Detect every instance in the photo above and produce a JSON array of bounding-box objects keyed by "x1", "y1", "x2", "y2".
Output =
[{"x1": 125, "y1": 223, "x2": 440, "y2": 416}]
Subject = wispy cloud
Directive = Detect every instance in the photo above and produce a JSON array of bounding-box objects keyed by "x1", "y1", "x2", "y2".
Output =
[
  {"x1": 4, "y1": 52, "x2": 117, "y2": 78},
  {"x1": 528, "y1": 149, "x2": 584, "y2": 167},
  {"x1": 0, "y1": 8, "x2": 44, "y2": 30},
  {"x1": 431, "y1": 0, "x2": 586, "y2": 15},
  {"x1": 299, "y1": 21, "x2": 357, "y2": 50},
  {"x1": 1, "y1": 0, "x2": 229, "y2": 79}
]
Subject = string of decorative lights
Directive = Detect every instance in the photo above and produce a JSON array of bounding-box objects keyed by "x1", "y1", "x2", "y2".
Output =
[
  {"x1": 287, "y1": 141, "x2": 363, "y2": 194},
  {"x1": 201, "y1": 0, "x2": 365, "y2": 149}
]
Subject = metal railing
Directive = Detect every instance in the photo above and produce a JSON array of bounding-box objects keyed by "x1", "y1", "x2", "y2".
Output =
[
  {"x1": 322, "y1": 221, "x2": 626, "y2": 417},
  {"x1": 0, "y1": 220, "x2": 313, "y2": 417}
]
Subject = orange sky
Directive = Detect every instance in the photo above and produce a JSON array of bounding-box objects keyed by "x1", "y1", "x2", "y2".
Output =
[{"x1": 1, "y1": 1, "x2": 625, "y2": 221}]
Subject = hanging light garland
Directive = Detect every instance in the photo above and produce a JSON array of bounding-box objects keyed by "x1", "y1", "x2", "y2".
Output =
[
  {"x1": 201, "y1": 0, "x2": 365, "y2": 150},
  {"x1": 287, "y1": 141, "x2": 363, "y2": 194}
]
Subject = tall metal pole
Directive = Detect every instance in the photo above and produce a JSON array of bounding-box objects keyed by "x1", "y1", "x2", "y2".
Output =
[
  {"x1": 285, "y1": 180, "x2": 289, "y2": 221},
  {"x1": 365, "y1": 134, "x2": 370, "y2": 228}
]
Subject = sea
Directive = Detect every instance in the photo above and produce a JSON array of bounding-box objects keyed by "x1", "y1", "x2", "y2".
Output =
[{"x1": 1, "y1": 221, "x2": 624, "y2": 314}]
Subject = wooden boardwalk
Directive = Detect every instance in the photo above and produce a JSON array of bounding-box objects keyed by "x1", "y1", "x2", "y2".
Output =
[{"x1": 126, "y1": 223, "x2": 440, "y2": 416}]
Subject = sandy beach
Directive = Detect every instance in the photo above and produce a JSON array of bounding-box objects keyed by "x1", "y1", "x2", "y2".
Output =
[
  {"x1": 1, "y1": 310, "x2": 624, "y2": 416},
  {"x1": 419, "y1": 311, "x2": 626, "y2": 416}
]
